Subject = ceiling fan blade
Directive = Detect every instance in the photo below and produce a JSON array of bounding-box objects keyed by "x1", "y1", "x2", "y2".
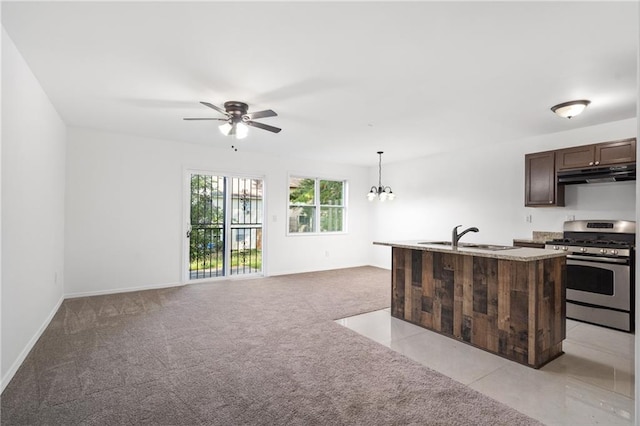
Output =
[
  {"x1": 245, "y1": 109, "x2": 277, "y2": 120},
  {"x1": 246, "y1": 120, "x2": 282, "y2": 133},
  {"x1": 200, "y1": 101, "x2": 229, "y2": 116},
  {"x1": 183, "y1": 117, "x2": 227, "y2": 121}
]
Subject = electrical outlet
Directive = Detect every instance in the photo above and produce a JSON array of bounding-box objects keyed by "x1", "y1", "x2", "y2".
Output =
[
  {"x1": 525, "y1": 214, "x2": 532, "y2": 223},
  {"x1": 566, "y1": 215, "x2": 575, "y2": 221}
]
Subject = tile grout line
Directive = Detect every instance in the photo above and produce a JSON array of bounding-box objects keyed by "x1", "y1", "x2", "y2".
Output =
[{"x1": 465, "y1": 364, "x2": 511, "y2": 387}]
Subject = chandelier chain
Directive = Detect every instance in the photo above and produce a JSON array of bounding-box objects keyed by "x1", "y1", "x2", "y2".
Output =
[{"x1": 378, "y1": 152, "x2": 383, "y2": 189}]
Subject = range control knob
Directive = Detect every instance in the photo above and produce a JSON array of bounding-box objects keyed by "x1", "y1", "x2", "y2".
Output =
[
  {"x1": 562, "y1": 246, "x2": 569, "y2": 251},
  {"x1": 600, "y1": 249, "x2": 606, "y2": 255},
  {"x1": 611, "y1": 249, "x2": 619, "y2": 256},
  {"x1": 552, "y1": 245, "x2": 559, "y2": 250},
  {"x1": 579, "y1": 247, "x2": 587, "y2": 253}
]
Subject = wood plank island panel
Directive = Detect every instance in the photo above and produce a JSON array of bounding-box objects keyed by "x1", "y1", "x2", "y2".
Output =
[{"x1": 391, "y1": 247, "x2": 566, "y2": 368}]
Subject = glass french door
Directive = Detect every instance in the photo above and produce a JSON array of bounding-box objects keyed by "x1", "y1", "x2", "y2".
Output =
[{"x1": 186, "y1": 172, "x2": 263, "y2": 280}]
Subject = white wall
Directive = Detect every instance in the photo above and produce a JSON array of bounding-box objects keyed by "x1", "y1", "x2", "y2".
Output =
[
  {"x1": 371, "y1": 118, "x2": 637, "y2": 268},
  {"x1": 64, "y1": 127, "x2": 372, "y2": 296},
  {"x1": 1, "y1": 28, "x2": 67, "y2": 390}
]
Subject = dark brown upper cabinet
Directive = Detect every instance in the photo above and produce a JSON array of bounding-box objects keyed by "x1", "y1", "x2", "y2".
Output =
[
  {"x1": 555, "y1": 145, "x2": 595, "y2": 170},
  {"x1": 525, "y1": 137, "x2": 635, "y2": 207},
  {"x1": 525, "y1": 151, "x2": 565, "y2": 207},
  {"x1": 556, "y1": 138, "x2": 636, "y2": 170},
  {"x1": 596, "y1": 138, "x2": 636, "y2": 166}
]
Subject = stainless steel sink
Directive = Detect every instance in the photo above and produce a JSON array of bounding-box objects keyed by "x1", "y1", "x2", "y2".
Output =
[{"x1": 417, "y1": 241, "x2": 516, "y2": 251}]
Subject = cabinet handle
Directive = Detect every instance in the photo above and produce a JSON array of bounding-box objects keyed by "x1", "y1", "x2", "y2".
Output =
[
  {"x1": 589, "y1": 161, "x2": 594, "y2": 166},
  {"x1": 595, "y1": 161, "x2": 600, "y2": 165}
]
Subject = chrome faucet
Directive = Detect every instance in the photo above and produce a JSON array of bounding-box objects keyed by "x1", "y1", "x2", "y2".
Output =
[{"x1": 452, "y1": 225, "x2": 479, "y2": 247}]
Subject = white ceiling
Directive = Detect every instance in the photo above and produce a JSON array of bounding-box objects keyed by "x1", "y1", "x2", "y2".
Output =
[{"x1": 2, "y1": 1, "x2": 638, "y2": 166}]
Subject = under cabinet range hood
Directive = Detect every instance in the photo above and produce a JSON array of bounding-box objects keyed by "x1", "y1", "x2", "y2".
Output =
[{"x1": 557, "y1": 164, "x2": 636, "y2": 185}]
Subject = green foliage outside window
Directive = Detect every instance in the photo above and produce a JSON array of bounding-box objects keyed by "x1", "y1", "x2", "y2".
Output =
[
  {"x1": 190, "y1": 175, "x2": 224, "y2": 263},
  {"x1": 289, "y1": 176, "x2": 346, "y2": 233},
  {"x1": 319, "y1": 180, "x2": 343, "y2": 205},
  {"x1": 289, "y1": 177, "x2": 315, "y2": 204}
]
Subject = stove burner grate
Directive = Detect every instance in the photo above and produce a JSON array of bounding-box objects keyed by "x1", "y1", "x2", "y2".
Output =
[{"x1": 546, "y1": 238, "x2": 632, "y2": 249}]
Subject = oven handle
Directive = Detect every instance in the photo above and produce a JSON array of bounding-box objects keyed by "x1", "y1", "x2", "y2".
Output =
[{"x1": 566, "y1": 254, "x2": 629, "y2": 265}]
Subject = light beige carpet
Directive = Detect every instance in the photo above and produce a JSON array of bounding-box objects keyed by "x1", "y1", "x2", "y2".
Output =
[{"x1": 2, "y1": 266, "x2": 542, "y2": 425}]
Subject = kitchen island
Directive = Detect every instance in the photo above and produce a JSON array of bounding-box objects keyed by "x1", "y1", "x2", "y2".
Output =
[{"x1": 374, "y1": 240, "x2": 567, "y2": 368}]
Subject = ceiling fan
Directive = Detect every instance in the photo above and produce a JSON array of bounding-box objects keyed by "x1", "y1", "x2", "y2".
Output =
[{"x1": 184, "y1": 101, "x2": 281, "y2": 139}]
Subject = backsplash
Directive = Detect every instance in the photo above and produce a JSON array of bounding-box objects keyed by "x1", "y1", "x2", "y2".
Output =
[{"x1": 532, "y1": 231, "x2": 563, "y2": 242}]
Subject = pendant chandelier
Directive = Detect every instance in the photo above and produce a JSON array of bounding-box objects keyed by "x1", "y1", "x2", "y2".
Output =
[{"x1": 368, "y1": 151, "x2": 395, "y2": 201}]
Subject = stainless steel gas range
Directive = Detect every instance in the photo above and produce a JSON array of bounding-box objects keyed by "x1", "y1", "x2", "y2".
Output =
[{"x1": 545, "y1": 220, "x2": 635, "y2": 332}]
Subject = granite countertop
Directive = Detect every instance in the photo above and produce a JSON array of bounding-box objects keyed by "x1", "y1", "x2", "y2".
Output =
[{"x1": 373, "y1": 240, "x2": 567, "y2": 261}]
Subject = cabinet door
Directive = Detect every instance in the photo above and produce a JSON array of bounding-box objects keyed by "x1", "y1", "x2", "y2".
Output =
[
  {"x1": 525, "y1": 152, "x2": 564, "y2": 206},
  {"x1": 555, "y1": 145, "x2": 595, "y2": 170},
  {"x1": 595, "y1": 138, "x2": 636, "y2": 166}
]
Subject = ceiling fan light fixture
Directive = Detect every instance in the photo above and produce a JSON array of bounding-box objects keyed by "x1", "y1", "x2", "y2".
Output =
[
  {"x1": 187, "y1": 100, "x2": 282, "y2": 138},
  {"x1": 218, "y1": 121, "x2": 249, "y2": 139},
  {"x1": 219, "y1": 122, "x2": 232, "y2": 136},
  {"x1": 235, "y1": 122, "x2": 249, "y2": 139},
  {"x1": 551, "y1": 99, "x2": 591, "y2": 119}
]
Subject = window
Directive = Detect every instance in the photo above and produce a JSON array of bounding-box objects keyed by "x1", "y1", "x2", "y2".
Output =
[{"x1": 288, "y1": 176, "x2": 346, "y2": 234}]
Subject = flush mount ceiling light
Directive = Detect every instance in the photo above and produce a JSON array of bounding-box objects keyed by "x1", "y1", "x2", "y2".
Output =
[
  {"x1": 368, "y1": 151, "x2": 395, "y2": 202},
  {"x1": 550, "y1": 99, "x2": 591, "y2": 119}
]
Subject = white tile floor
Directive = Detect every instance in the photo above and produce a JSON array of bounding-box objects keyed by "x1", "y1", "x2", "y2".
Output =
[{"x1": 336, "y1": 309, "x2": 634, "y2": 425}]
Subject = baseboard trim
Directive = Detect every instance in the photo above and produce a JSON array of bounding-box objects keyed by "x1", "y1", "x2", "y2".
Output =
[
  {"x1": 64, "y1": 281, "x2": 184, "y2": 299},
  {"x1": 1, "y1": 294, "x2": 64, "y2": 393},
  {"x1": 270, "y1": 263, "x2": 375, "y2": 277}
]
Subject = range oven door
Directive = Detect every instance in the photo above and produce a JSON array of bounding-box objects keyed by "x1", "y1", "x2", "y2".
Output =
[{"x1": 566, "y1": 255, "x2": 630, "y2": 312}]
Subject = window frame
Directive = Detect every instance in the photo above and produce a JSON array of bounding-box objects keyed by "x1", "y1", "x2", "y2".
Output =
[{"x1": 287, "y1": 174, "x2": 348, "y2": 236}]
